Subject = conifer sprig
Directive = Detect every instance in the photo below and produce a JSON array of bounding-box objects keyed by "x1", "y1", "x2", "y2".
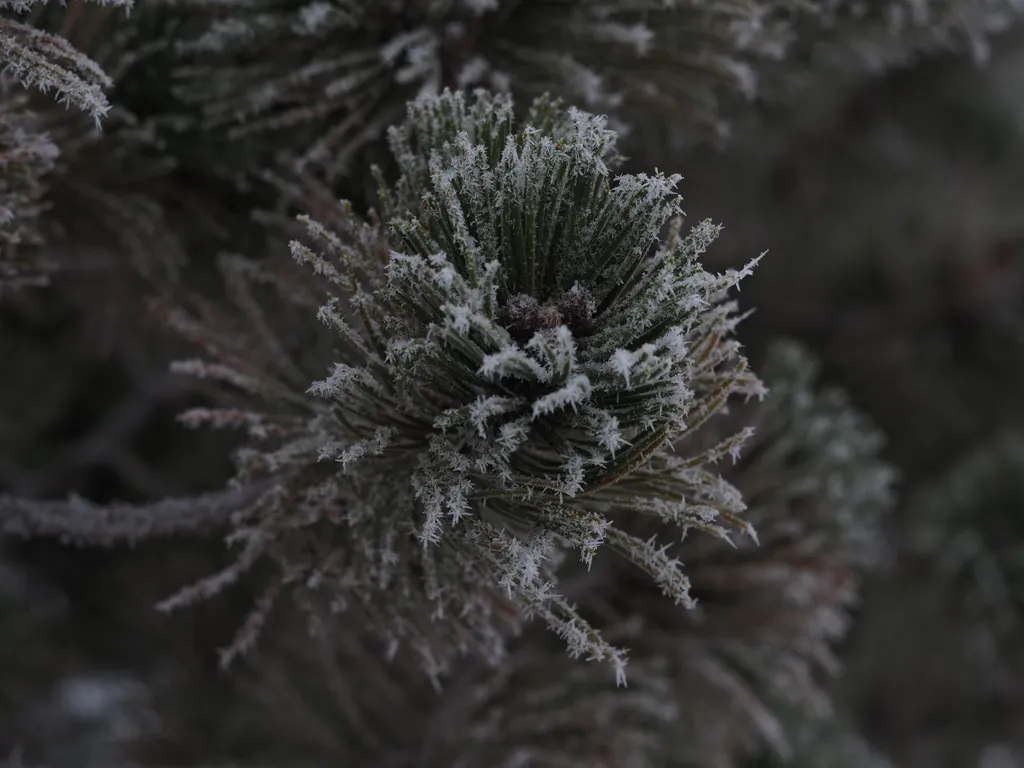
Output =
[
  {"x1": 165, "y1": 0, "x2": 797, "y2": 180},
  {"x1": 163, "y1": 0, "x2": 1024, "y2": 184},
  {"x1": 0, "y1": 92, "x2": 58, "y2": 290},
  {"x1": 169, "y1": 341, "x2": 895, "y2": 768},
  {"x1": 573, "y1": 341, "x2": 895, "y2": 765},
  {"x1": 167, "y1": 89, "x2": 764, "y2": 682},
  {"x1": 0, "y1": 0, "x2": 132, "y2": 122}
]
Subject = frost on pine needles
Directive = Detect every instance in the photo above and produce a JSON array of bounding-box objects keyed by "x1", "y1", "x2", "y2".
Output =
[
  {"x1": 167, "y1": 0, "x2": 796, "y2": 180},
  {"x1": 0, "y1": 0, "x2": 132, "y2": 123},
  {"x1": 535, "y1": 341, "x2": 896, "y2": 765},
  {"x1": 169, "y1": 89, "x2": 764, "y2": 682},
  {"x1": 0, "y1": 94, "x2": 58, "y2": 290}
]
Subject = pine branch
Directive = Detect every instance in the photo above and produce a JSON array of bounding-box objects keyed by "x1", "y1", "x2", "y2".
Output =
[
  {"x1": 158, "y1": 89, "x2": 765, "y2": 679},
  {"x1": 0, "y1": 91, "x2": 58, "y2": 292},
  {"x1": 567, "y1": 340, "x2": 896, "y2": 766},
  {"x1": 0, "y1": 0, "x2": 133, "y2": 123},
  {"x1": 0, "y1": 479, "x2": 280, "y2": 546},
  {"x1": 164, "y1": 0, "x2": 791, "y2": 181}
]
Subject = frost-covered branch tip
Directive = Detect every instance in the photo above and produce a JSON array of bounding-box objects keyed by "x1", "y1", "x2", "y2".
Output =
[{"x1": 164, "y1": 89, "x2": 764, "y2": 680}]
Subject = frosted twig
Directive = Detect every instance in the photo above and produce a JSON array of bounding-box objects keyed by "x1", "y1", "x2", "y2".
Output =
[{"x1": 0, "y1": 479, "x2": 280, "y2": 546}]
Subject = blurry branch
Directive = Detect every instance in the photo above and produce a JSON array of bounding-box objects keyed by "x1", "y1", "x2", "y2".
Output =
[{"x1": 0, "y1": 479, "x2": 280, "y2": 546}]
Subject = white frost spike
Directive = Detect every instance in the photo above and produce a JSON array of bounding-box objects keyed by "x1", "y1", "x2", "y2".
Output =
[
  {"x1": 479, "y1": 346, "x2": 551, "y2": 382},
  {"x1": 469, "y1": 395, "x2": 524, "y2": 437},
  {"x1": 307, "y1": 363, "x2": 377, "y2": 399},
  {"x1": 497, "y1": 418, "x2": 531, "y2": 454},
  {"x1": 608, "y1": 343, "x2": 665, "y2": 389},
  {"x1": 557, "y1": 454, "x2": 586, "y2": 500},
  {"x1": 526, "y1": 325, "x2": 578, "y2": 383},
  {"x1": 585, "y1": 407, "x2": 629, "y2": 457},
  {"x1": 531, "y1": 374, "x2": 593, "y2": 419},
  {"x1": 337, "y1": 427, "x2": 394, "y2": 472},
  {"x1": 611, "y1": 348, "x2": 636, "y2": 389},
  {"x1": 443, "y1": 303, "x2": 472, "y2": 335}
]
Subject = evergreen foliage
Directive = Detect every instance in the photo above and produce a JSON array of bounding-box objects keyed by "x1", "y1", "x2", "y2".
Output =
[
  {"x1": 0, "y1": 0, "x2": 131, "y2": 122},
  {"x1": 0, "y1": 1, "x2": 186, "y2": 292},
  {"x1": 0, "y1": 92, "x2": 57, "y2": 290},
  {"x1": 907, "y1": 433, "x2": 1024, "y2": 671},
  {"x1": 162, "y1": 0, "x2": 1024, "y2": 184},
  {"x1": 752, "y1": 713, "x2": 894, "y2": 768},
  {"x1": 131, "y1": 339, "x2": 893, "y2": 768},
  {"x1": 165, "y1": 0, "x2": 793, "y2": 181},
  {"x1": 568, "y1": 340, "x2": 894, "y2": 765},
  {"x1": 764, "y1": 0, "x2": 1024, "y2": 97},
  {"x1": 164, "y1": 89, "x2": 765, "y2": 681}
]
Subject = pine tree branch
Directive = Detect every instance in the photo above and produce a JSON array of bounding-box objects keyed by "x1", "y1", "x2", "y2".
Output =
[{"x1": 0, "y1": 479, "x2": 279, "y2": 546}]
